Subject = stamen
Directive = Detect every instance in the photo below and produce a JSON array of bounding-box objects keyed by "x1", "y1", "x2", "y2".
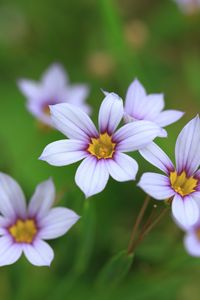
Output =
[
  {"x1": 170, "y1": 171, "x2": 198, "y2": 196},
  {"x1": 9, "y1": 219, "x2": 37, "y2": 244},
  {"x1": 87, "y1": 133, "x2": 116, "y2": 159}
]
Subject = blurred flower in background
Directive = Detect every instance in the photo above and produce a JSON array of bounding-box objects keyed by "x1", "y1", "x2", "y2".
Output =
[
  {"x1": 0, "y1": 174, "x2": 79, "y2": 267},
  {"x1": 124, "y1": 20, "x2": 149, "y2": 50},
  {"x1": 174, "y1": 0, "x2": 200, "y2": 14},
  {"x1": 86, "y1": 51, "x2": 116, "y2": 78},
  {"x1": 18, "y1": 63, "x2": 91, "y2": 127}
]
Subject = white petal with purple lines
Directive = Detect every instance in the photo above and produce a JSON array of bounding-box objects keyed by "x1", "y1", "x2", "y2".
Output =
[
  {"x1": 39, "y1": 139, "x2": 88, "y2": 166},
  {"x1": 139, "y1": 142, "x2": 174, "y2": 174},
  {"x1": 156, "y1": 110, "x2": 184, "y2": 127},
  {"x1": 138, "y1": 172, "x2": 174, "y2": 200},
  {"x1": 172, "y1": 194, "x2": 199, "y2": 228},
  {"x1": 106, "y1": 152, "x2": 138, "y2": 182},
  {"x1": 75, "y1": 156, "x2": 109, "y2": 198},
  {"x1": 23, "y1": 239, "x2": 54, "y2": 267},
  {"x1": 175, "y1": 115, "x2": 200, "y2": 176},
  {"x1": 50, "y1": 103, "x2": 98, "y2": 141},
  {"x1": 98, "y1": 93, "x2": 123, "y2": 134},
  {"x1": 114, "y1": 121, "x2": 163, "y2": 152},
  {"x1": 28, "y1": 178, "x2": 55, "y2": 219},
  {"x1": 39, "y1": 207, "x2": 80, "y2": 239}
]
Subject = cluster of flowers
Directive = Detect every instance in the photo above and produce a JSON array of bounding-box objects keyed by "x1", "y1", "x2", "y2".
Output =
[{"x1": 2, "y1": 63, "x2": 199, "y2": 268}]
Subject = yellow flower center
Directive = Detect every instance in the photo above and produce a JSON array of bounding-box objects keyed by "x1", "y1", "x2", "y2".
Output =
[
  {"x1": 87, "y1": 133, "x2": 116, "y2": 159},
  {"x1": 196, "y1": 228, "x2": 200, "y2": 240},
  {"x1": 9, "y1": 219, "x2": 37, "y2": 244},
  {"x1": 170, "y1": 171, "x2": 198, "y2": 197},
  {"x1": 43, "y1": 105, "x2": 50, "y2": 116}
]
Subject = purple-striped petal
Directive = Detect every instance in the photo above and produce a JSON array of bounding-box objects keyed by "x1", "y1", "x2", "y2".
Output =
[
  {"x1": 0, "y1": 236, "x2": 22, "y2": 266},
  {"x1": 98, "y1": 92, "x2": 123, "y2": 134},
  {"x1": 50, "y1": 103, "x2": 98, "y2": 141},
  {"x1": 130, "y1": 94, "x2": 164, "y2": 121},
  {"x1": 0, "y1": 173, "x2": 26, "y2": 219},
  {"x1": 138, "y1": 172, "x2": 174, "y2": 200},
  {"x1": 172, "y1": 194, "x2": 199, "y2": 228},
  {"x1": 184, "y1": 231, "x2": 200, "y2": 257},
  {"x1": 39, "y1": 139, "x2": 88, "y2": 166},
  {"x1": 28, "y1": 178, "x2": 55, "y2": 219},
  {"x1": 75, "y1": 156, "x2": 109, "y2": 198},
  {"x1": 114, "y1": 121, "x2": 163, "y2": 152},
  {"x1": 39, "y1": 207, "x2": 80, "y2": 240},
  {"x1": 175, "y1": 115, "x2": 200, "y2": 176},
  {"x1": 23, "y1": 239, "x2": 54, "y2": 266},
  {"x1": 106, "y1": 152, "x2": 138, "y2": 181},
  {"x1": 156, "y1": 110, "x2": 184, "y2": 127},
  {"x1": 139, "y1": 142, "x2": 174, "y2": 174},
  {"x1": 125, "y1": 79, "x2": 146, "y2": 117}
]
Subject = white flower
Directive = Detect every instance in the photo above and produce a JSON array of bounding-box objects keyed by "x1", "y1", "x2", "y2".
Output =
[
  {"x1": 39, "y1": 92, "x2": 164, "y2": 198},
  {"x1": 0, "y1": 174, "x2": 79, "y2": 266}
]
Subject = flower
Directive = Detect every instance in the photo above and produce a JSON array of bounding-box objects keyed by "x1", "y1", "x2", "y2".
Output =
[
  {"x1": 124, "y1": 79, "x2": 184, "y2": 136},
  {"x1": 183, "y1": 219, "x2": 200, "y2": 257},
  {"x1": 39, "y1": 92, "x2": 164, "y2": 198},
  {"x1": 138, "y1": 116, "x2": 200, "y2": 228},
  {"x1": 174, "y1": 0, "x2": 200, "y2": 14},
  {"x1": 0, "y1": 174, "x2": 79, "y2": 266},
  {"x1": 18, "y1": 63, "x2": 90, "y2": 127}
]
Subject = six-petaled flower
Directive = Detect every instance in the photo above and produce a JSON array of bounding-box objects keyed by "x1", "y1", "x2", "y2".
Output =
[
  {"x1": 138, "y1": 116, "x2": 200, "y2": 228},
  {"x1": 39, "y1": 92, "x2": 164, "y2": 198},
  {"x1": 0, "y1": 174, "x2": 79, "y2": 266},
  {"x1": 18, "y1": 63, "x2": 91, "y2": 127}
]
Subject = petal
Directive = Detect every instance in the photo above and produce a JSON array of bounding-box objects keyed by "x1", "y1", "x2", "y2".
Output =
[
  {"x1": 0, "y1": 236, "x2": 22, "y2": 266},
  {"x1": 17, "y1": 79, "x2": 41, "y2": 100},
  {"x1": 172, "y1": 194, "x2": 199, "y2": 228},
  {"x1": 175, "y1": 115, "x2": 200, "y2": 175},
  {"x1": 139, "y1": 142, "x2": 174, "y2": 174},
  {"x1": 50, "y1": 103, "x2": 98, "y2": 141},
  {"x1": 125, "y1": 79, "x2": 146, "y2": 117},
  {"x1": 98, "y1": 92, "x2": 123, "y2": 134},
  {"x1": 28, "y1": 178, "x2": 55, "y2": 219},
  {"x1": 139, "y1": 94, "x2": 164, "y2": 119},
  {"x1": 114, "y1": 121, "x2": 164, "y2": 152},
  {"x1": 156, "y1": 110, "x2": 184, "y2": 127},
  {"x1": 39, "y1": 139, "x2": 88, "y2": 166},
  {"x1": 75, "y1": 156, "x2": 109, "y2": 198},
  {"x1": 184, "y1": 231, "x2": 200, "y2": 257},
  {"x1": 0, "y1": 173, "x2": 26, "y2": 219},
  {"x1": 27, "y1": 101, "x2": 53, "y2": 126},
  {"x1": 67, "y1": 85, "x2": 89, "y2": 105},
  {"x1": 23, "y1": 239, "x2": 54, "y2": 266},
  {"x1": 39, "y1": 207, "x2": 80, "y2": 240},
  {"x1": 138, "y1": 172, "x2": 174, "y2": 200},
  {"x1": 106, "y1": 152, "x2": 138, "y2": 182},
  {"x1": 42, "y1": 63, "x2": 68, "y2": 89}
]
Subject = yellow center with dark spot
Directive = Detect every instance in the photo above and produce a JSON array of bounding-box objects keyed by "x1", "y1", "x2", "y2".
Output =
[
  {"x1": 9, "y1": 219, "x2": 37, "y2": 243},
  {"x1": 87, "y1": 133, "x2": 116, "y2": 159},
  {"x1": 170, "y1": 171, "x2": 198, "y2": 196}
]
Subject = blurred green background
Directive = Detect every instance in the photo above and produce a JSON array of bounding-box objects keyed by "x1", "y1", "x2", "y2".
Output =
[{"x1": 0, "y1": 0, "x2": 200, "y2": 299}]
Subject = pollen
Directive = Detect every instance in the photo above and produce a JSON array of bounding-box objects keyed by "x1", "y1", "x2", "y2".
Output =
[
  {"x1": 87, "y1": 132, "x2": 116, "y2": 159},
  {"x1": 170, "y1": 171, "x2": 198, "y2": 197},
  {"x1": 9, "y1": 219, "x2": 37, "y2": 244},
  {"x1": 42, "y1": 105, "x2": 50, "y2": 116}
]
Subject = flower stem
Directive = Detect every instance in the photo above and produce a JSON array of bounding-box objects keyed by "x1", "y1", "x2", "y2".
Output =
[
  {"x1": 127, "y1": 195, "x2": 150, "y2": 254},
  {"x1": 130, "y1": 206, "x2": 169, "y2": 252}
]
